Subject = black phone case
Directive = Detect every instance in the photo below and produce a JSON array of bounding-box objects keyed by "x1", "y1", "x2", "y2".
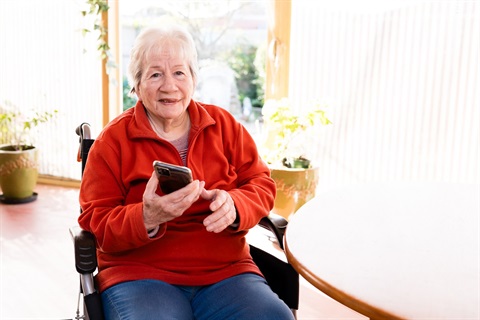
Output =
[{"x1": 153, "y1": 161, "x2": 193, "y2": 194}]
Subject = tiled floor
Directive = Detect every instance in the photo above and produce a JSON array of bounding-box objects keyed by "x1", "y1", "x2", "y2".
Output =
[{"x1": 0, "y1": 184, "x2": 366, "y2": 320}]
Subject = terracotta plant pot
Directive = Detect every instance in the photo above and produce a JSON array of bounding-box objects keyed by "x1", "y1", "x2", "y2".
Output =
[
  {"x1": 0, "y1": 145, "x2": 39, "y2": 203},
  {"x1": 270, "y1": 166, "x2": 319, "y2": 220}
]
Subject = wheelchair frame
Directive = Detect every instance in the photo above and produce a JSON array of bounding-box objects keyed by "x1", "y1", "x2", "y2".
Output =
[{"x1": 70, "y1": 123, "x2": 299, "y2": 319}]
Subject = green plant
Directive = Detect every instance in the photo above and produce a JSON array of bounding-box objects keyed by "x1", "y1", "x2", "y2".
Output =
[
  {"x1": 260, "y1": 98, "x2": 332, "y2": 168},
  {"x1": 0, "y1": 101, "x2": 58, "y2": 151},
  {"x1": 81, "y1": 0, "x2": 116, "y2": 70}
]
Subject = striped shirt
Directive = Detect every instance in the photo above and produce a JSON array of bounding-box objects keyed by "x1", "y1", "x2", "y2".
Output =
[{"x1": 169, "y1": 131, "x2": 189, "y2": 165}]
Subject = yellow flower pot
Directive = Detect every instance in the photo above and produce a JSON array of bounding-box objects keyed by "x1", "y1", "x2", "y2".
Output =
[
  {"x1": 270, "y1": 166, "x2": 319, "y2": 220},
  {"x1": 0, "y1": 145, "x2": 39, "y2": 203}
]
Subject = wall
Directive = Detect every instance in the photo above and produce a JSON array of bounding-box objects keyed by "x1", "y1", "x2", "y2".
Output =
[
  {"x1": 288, "y1": 0, "x2": 479, "y2": 191},
  {"x1": 0, "y1": 0, "x2": 104, "y2": 181}
]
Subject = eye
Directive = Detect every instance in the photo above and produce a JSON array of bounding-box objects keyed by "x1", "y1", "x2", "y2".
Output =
[
  {"x1": 174, "y1": 71, "x2": 185, "y2": 76},
  {"x1": 151, "y1": 72, "x2": 161, "y2": 78}
]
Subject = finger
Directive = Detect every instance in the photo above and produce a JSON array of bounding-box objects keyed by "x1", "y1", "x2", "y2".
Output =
[
  {"x1": 180, "y1": 180, "x2": 205, "y2": 204},
  {"x1": 169, "y1": 180, "x2": 204, "y2": 204},
  {"x1": 200, "y1": 187, "x2": 216, "y2": 201},
  {"x1": 146, "y1": 171, "x2": 158, "y2": 190},
  {"x1": 204, "y1": 202, "x2": 236, "y2": 233},
  {"x1": 207, "y1": 190, "x2": 232, "y2": 215},
  {"x1": 205, "y1": 211, "x2": 235, "y2": 233},
  {"x1": 144, "y1": 172, "x2": 159, "y2": 200},
  {"x1": 208, "y1": 190, "x2": 227, "y2": 212}
]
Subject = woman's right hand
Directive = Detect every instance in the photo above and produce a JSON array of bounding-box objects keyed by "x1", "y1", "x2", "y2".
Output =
[{"x1": 142, "y1": 172, "x2": 205, "y2": 230}]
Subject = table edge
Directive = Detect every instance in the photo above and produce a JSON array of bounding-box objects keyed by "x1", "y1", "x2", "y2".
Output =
[{"x1": 284, "y1": 227, "x2": 406, "y2": 320}]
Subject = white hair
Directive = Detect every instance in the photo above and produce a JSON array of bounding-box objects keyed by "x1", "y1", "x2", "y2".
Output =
[{"x1": 127, "y1": 25, "x2": 199, "y2": 95}]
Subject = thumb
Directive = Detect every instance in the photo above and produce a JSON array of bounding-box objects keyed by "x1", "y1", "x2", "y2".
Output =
[
  {"x1": 200, "y1": 188, "x2": 216, "y2": 201},
  {"x1": 145, "y1": 172, "x2": 159, "y2": 196}
]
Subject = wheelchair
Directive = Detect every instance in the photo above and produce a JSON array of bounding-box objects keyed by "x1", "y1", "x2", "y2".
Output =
[{"x1": 70, "y1": 123, "x2": 299, "y2": 319}]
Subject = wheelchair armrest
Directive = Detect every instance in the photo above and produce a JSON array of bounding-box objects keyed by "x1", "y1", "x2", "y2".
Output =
[
  {"x1": 69, "y1": 226, "x2": 98, "y2": 274},
  {"x1": 250, "y1": 214, "x2": 299, "y2": 310},
  {"x1": 257, "y1": 213, "x2": 288, "y2": 250}
]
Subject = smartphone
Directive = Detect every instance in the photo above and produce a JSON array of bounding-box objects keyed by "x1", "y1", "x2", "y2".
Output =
[{"x1": 153, "y1": 160, "x2": 193, "y2": 194}]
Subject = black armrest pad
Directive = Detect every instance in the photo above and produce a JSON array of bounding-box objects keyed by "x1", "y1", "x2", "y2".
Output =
[
  {"x1": 84, "y1": 292, "x2": 105, "y2": 320},
  {"x1": 258, "y1": 213, "x2": 288, "y2": 250},
  {"x1": 69, "y1": 226, "x2": 98, "y2": 274}
]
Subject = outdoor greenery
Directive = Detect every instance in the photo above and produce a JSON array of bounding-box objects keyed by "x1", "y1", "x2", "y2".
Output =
[
  {"x1": 123, "y1": 76, "x2": 137, "y2": 111},
  {"x1": 122, "y1": 44, "x2": 266, "y2": 112},
  {"x1": 224, "y1": 44, "x2": 265, "y2": 109},
  {"x1": 120, "y1": 1, "x2": 266, "y2": 112}
]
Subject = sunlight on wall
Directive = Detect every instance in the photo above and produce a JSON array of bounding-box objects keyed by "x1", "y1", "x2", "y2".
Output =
[
  {"x1": 1, "y1": 0, "x2": 477, "y2": 186},
  {"x1": 289, "y1": 0, "x2": 479, "y2": 190},
  {"x1": 0, "y1": 0, "x2": 104, "y2": 180}
]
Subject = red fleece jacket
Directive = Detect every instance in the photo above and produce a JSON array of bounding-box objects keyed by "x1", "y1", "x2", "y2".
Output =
[{"x1": 78, "y1": 100, "x2": 276, "y2": 292}]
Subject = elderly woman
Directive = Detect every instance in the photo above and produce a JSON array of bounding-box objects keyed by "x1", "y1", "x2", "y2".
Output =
[{"x1": 78, "y1": 25, "x2": 294, "y2": 319}]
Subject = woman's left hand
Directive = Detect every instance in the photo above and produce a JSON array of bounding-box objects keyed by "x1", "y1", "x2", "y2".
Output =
[{"x1": 201, "y1": 188, "x2": 237, "y2": 233}]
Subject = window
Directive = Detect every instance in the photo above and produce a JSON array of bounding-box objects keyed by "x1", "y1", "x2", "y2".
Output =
[
  {"x1": 118, "y1": 1, "x2": 268, "y2": 122},
  {"x1": 0, "y1": 0, "x2": 273, "y2": 183},
  {"x1": 288, "y1": 0, "x2": 479, "y2": 188},
  {"x1": 2, "y1": 1, "x2": 475, "y2": 187},
  {"x1": 0, "y1": 1, "x2": 104, "y2": 183}
]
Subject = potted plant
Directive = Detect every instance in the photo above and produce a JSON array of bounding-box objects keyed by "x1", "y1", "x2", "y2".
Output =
[
  {"x1": 0, "y1": 101, "x2": 57, "y2": 204},
  {"x1": 260, "y1": 98, "x2": 332, "y2": 219}
]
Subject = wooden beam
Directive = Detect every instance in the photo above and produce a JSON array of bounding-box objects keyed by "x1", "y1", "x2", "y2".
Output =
[
  {"x1": 101, "y1": 7, "x2": 109, "y2": 127},
  {"x1": 266, "y1": 0, "x2": 291, "y2": 100},
  {"x1": 38, "y1": 175, "x2": 80, "y2": 188}
]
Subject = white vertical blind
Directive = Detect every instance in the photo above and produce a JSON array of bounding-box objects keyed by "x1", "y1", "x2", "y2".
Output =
[
  {"x1": 0, "y1": 0, "x2": 104, "y2": 181},
  {"x1": 289, "y1": 0, "x2": 479, "y2": 191}
]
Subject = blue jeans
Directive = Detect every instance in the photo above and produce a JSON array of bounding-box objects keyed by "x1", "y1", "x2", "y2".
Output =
[{"x1": 101, "y1": 273, "x2": 294, "y2": 320}]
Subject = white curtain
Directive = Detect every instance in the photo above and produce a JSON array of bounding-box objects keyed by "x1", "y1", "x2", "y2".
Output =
[
  {"x1": 0, "y1": 0, "x2": 104, "y2": 181},
  {"x1": 289, "y1": 0, "x2": 479, "y2": 191}
]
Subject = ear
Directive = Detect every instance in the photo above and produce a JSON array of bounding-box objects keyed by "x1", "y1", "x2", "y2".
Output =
[
  {"x1": 129, "y1": 87, "x2": 141, "y2": 102},
  {"x1": 135, "y1": 86, "x2": 143, "y2": 101}
]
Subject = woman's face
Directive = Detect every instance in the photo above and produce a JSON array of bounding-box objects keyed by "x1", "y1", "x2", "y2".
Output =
[{"x1": 136, "y1": 49, "x2": 194, "y2": 121}]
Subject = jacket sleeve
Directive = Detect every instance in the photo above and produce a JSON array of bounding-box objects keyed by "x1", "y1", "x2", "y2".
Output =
[
  {"x1": 78, "y1": 139, "x2": 165, "y2": 253},
  {"x1": 226, "y1": 122, "x2": 276, "y2": 231}
]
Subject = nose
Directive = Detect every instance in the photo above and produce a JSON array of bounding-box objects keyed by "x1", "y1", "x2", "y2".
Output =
[{"x1": 160, "y1": 74, "x2": 177, "y2": 91}]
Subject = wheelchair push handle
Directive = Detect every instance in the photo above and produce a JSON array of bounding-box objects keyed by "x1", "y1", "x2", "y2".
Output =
[{"x1": 75, "y1": 122, "x2": 92, "y2": 140}]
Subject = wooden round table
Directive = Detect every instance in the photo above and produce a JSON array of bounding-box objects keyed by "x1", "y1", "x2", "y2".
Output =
[{"x1": 285, "y1": 182, "x2": 479, "y2": 320}]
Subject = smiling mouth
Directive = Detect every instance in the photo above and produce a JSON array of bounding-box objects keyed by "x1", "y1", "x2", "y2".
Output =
[{"x1": 159, "y1": 99, "x2": 179, "y2": 103}]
